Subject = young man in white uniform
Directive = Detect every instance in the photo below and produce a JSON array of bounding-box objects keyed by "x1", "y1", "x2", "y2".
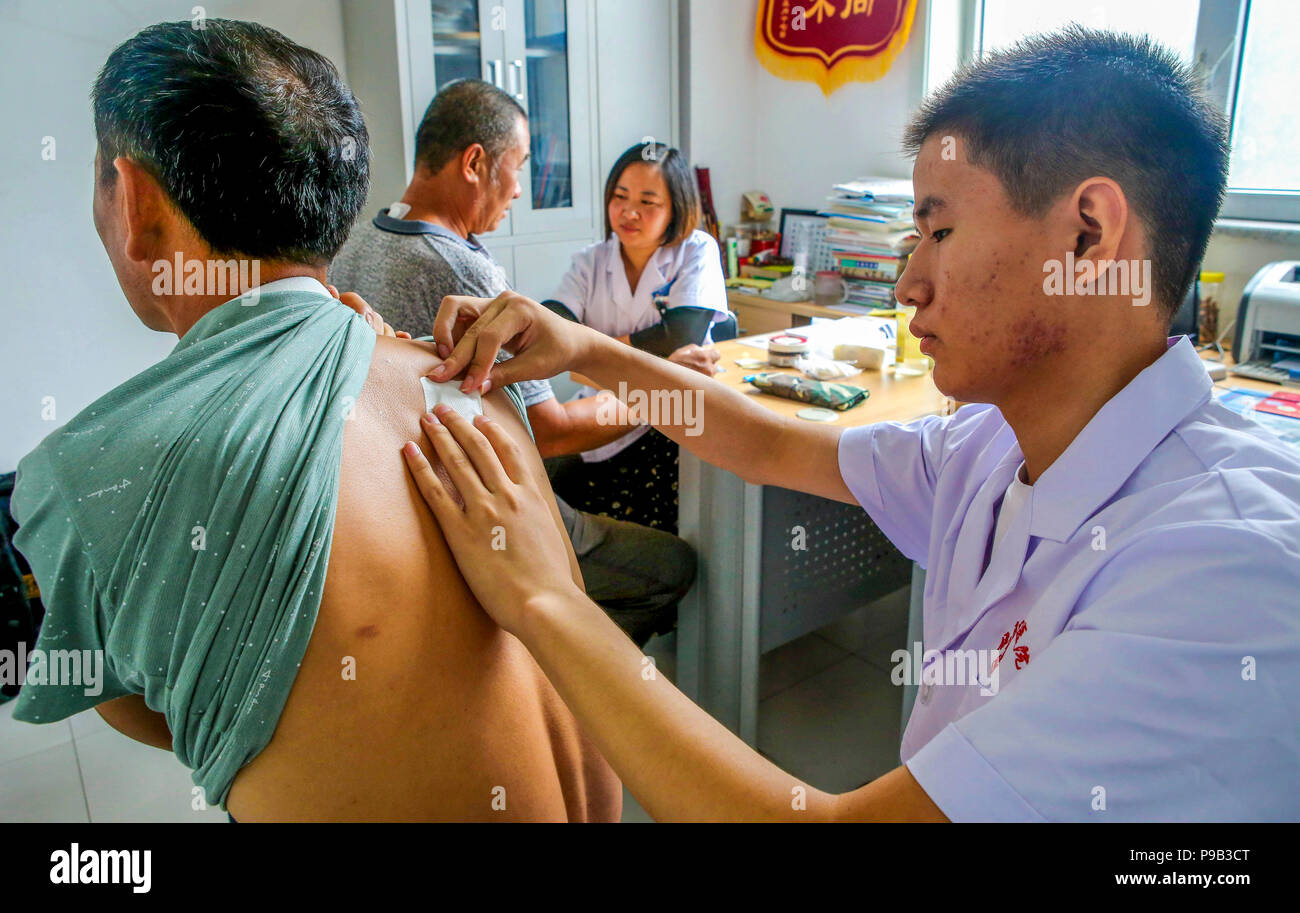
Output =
[{"x1": 408, "y1": 29, "x2": 1300, "y2": 821}]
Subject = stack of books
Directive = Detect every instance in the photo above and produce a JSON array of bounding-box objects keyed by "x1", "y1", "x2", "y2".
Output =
[{"x1": 821, "y1": 178, "x2": 919, "y2": 310}]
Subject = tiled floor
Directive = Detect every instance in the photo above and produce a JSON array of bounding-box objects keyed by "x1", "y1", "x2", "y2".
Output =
[
  {"x1": 0, "y1": 697, "x2": 229, "y2": 823},
  {"x1": 1, "y1": 586, "x2": 910, "y2": 823}
]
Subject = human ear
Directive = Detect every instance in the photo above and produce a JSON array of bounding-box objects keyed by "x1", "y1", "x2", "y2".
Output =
[
  {"x1": 1069, "y1": 177, "x2": 1128, "y2": 263},
  {"x1": 461, "y1": 143, "x2": 486, "y2": 185},
  {"x1": 114, "y1": 157, "x2": 172, "y2": 266}
]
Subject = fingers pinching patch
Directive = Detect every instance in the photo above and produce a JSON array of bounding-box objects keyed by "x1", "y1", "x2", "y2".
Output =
[{"x1": 420, "y1": 377, "x2": 483, "y2": 422}]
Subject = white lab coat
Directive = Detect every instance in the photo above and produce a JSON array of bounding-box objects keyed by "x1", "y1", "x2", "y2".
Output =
[{"x1": 551, "y1": 229, "x2": 729, "y2": 461}]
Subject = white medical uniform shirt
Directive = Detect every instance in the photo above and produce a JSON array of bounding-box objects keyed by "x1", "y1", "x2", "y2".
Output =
[
  {"x1": 837, "y1": 337, "x2": 1300, "y2": 821},
  {"x1": 552, "y1": 230, "x2": 729, "y2": 461}
]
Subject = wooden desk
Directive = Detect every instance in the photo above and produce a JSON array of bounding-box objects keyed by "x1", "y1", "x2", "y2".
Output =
[
  {"x1": 709, "y1": 336, "x2": 953, "y2": 427},
  {"x1": 675, "y1": 335, "x2": 950, "y2": 746}
]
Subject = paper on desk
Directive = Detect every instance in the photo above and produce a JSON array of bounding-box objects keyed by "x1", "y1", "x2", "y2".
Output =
[
  {"x1": 1271, "y1": 357, "x2": 1300, "y2": 376},
  {"x1": 802, "y1": 356, "x2": 858, "y2": 380},
  {"x1": 735, "y1": 330, "x2": 785, "y2": 351}
]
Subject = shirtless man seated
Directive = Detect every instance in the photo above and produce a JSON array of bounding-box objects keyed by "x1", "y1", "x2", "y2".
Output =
[{"x1": 9, "y1": 19, "x2": 619, "y2": 822}]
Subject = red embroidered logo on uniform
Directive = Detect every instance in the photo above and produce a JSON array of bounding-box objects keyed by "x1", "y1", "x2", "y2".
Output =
[{"x1": 991, "y1": 619, "x2": 1029, "y2": 672}]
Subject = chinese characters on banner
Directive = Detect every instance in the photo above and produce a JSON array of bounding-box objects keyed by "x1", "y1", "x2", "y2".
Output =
[{"x1": 754, "y1": 0, "x2": 918, "y2": 96}]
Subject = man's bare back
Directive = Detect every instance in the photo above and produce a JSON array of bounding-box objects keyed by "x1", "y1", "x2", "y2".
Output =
[{"x1": 226, "y1": 335, "x2": 621, "y2": 821}]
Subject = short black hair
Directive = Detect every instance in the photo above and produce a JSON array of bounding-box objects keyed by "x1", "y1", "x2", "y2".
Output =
[
  {"x1": 903, "y1": 26, "x2": 1228, "y2": 320},
  {"x1": 603, "y1": 142, "x2": 701, "y2": 247},
  {"x1": 94, "y1": 19, "x2": 369, "y2": 265},
  {"x1": 414, "y1": 79, "x2": 527, "y2": 174}
]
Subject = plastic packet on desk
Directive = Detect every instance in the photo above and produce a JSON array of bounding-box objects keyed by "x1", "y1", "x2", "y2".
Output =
[
  {"x1": 743, "y1": 372, "x2": 869, "y2": 410},
  {"x1": 810, "y1": 316, "x2": 897, "y2": 367},
  {"x1": 801, "y1": 356, "x2": 858, "y2": 380}
]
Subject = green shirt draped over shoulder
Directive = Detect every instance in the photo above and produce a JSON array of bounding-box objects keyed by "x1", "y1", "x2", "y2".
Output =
[{"x1": 10, "y1": 280, "x2": 378, "y2": 808}]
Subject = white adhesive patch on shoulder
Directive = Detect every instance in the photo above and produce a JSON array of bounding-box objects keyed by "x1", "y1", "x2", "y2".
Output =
[{"x1": 420, "y1": 376, "x2": 484, "y2": 422}]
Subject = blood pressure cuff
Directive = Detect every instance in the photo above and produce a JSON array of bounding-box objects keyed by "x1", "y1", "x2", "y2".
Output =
[
  {"x1": 541, "y1": 300, "x2": 580, "y2": 323},
  {"x1": 627, "y1": 306, "x2": 717, "y2": 358}
]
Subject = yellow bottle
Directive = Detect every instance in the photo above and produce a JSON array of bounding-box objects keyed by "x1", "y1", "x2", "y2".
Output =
[{"x1": 894, "y1": 305, "x2": 930, "y2": 376}]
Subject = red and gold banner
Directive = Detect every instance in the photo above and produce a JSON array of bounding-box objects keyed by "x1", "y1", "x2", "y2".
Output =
[{"x1": 755, "y1": 0, "x2": 918, "y2": 96}]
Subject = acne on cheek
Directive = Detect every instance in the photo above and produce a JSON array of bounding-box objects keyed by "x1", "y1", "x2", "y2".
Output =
[
  {"x1": 1001, "y1": 254, "x2": 1069, "y2": 367},
  {"x1": 979, "y1": 262, "x2": 999, "y2": 290},
  {"x1": 1008, "y1": 316, "x2": 1067, "y2": 368}
]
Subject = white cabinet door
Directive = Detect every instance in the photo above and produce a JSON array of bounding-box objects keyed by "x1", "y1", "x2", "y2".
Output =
[
  {"x1": 406, "y1": 1, "x2": 505, "y2": 126},
  {"x1": 491, "y1": 244, "x2": 516, "y2": 288},
  {"x1": 594, "y1": 0, "x2": 678, "y2": 181},
  {"x1": 509, "y1": 237, "x2": 592, "y2": 301},
  {"x1": 501, "y1": 0, "x2": 595, "y2": 237},
  {"x1": 405, "y1": 0, "x2": 514, "y2": 238},
  {"x1": 398, "y1": 0, "x2": 641, "y2": 245}
]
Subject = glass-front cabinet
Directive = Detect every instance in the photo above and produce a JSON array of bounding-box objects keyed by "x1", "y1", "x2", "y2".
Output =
[
  {"x1": 428, "y1": 0, "x2": 483, "y2": 86},
  {"x1": 406, "y1": 0, "x2": 594, "y2": 239}
]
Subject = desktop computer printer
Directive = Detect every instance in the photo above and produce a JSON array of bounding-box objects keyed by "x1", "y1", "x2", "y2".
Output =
[{"x1": 1231, "y1": 260, "x2": 1300, "y2": 386}]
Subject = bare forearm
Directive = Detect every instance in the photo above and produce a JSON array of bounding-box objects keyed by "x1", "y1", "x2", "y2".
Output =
[
  {"x1": 521, "y1": 589, "x2": 837, "y2": 821},
  {"x1": 518, "y1": 588, "x2": 946, "y2": 822}
]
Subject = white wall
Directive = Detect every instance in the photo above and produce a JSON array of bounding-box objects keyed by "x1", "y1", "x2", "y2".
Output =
[
  {"x1": 682, "y1": 0, "x2": 759, "y2": 232},
  {"x1": 756, "y1": 0, "x2": 927, "y2": 215},
  {"x1": 0, "y1": 0, "x2": 346, "y2": 472},
  {"x1": 684, "y1": 0, "x2": 928, "y2": 230},
  {"x1": 341, "y1": 0, "x2": 408, "y2": 219},
  {"x1": 595, "y1": 0, "x2": 679, "y2": 198}
]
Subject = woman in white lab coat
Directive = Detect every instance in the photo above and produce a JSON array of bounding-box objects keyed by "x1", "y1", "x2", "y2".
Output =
[{"x1": 544, "y1": 141, "x2": 730, "y2": 534}]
